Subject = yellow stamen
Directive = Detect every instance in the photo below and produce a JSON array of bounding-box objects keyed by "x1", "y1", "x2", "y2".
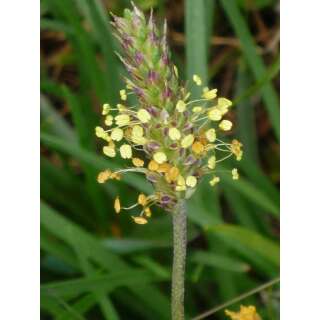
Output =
[
  {"x1": 137, "y1": 109, "x2": 151, "y2": 123},
  {"x1": 97, "y1": 170, "x2": 111, "y2": 183},
  {"x1": 114, "y1": 197, "x2": 121, "y2": 213},
  {"x1": 176, "y1": 100, "x2": 186, "y2": 113},
  {"x1": 119, "y1": 144, "x2": 132, "y2": 159},
  {"x1": 205, "y1": 128, "x2": 216, "y2": 142},
  {"x1": 132, "y1": 216, "x2": 148, "y2": 224},
  {"x1": 186, "y1": 176, "x2": 197, "y2": 188},
  {"x1": 153, "y1": 151, "x2": 167, "y2": 164},
  {"x1": 232, "y1": 168, "x2": 239, "y2": 180},
  {"x1": 208, "y1": 156, "x2": 216, "y2": 169},
  {"x1": 202, "y1": 87, "x2": 217, "y2": 100},
  {"x1": 192, "y1": 141, "x2": 205, "y2": 154},
  {"x1": 148, "y1": 160, "x2": 159, "y2": 171},
  {"x1": 103, "y1": 146, "x2": 116, "y2": 158},
  {"x1": 138, "y1": 194, "x2": 147, "y2": 206},
  {"x1": 132, "y1": 157, "x2": 144, "y2": 167},
  {"x1": 193, "y1": 74, "x2": 202, "y2": 86},
  {"x1": 168, "y1": 127, "x2": 181, "y2": 140},
  {"x1": 115, "y1": 114, "x2": 130, "y2": 127},
  {"x1": 181, "y1": 134, "x2": 194, "y2": 148},
  {"x1": 219, "y1": 119, "x2": 233, "y2": 131},
  {"x1": 111, "y1": 128, "x2": 124, "y2": 141}
]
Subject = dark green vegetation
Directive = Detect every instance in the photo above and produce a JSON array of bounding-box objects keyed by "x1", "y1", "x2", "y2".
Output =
[{"x1": 40, "y1": 0, "x2": 279, "y2": 319}]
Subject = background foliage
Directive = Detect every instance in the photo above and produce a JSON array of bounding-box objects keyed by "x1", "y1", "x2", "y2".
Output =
[{"x1": 40, "y1": 0, "x2": 280, "y2": 319}]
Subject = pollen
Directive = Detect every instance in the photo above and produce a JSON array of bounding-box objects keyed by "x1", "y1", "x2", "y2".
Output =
[
  {"x1": 111, "y1": 128, "x2": 124, "y2": 141},
  {"x1": 132, "y1": 216, "x2": 148, "y2": 224},
  {"x1": 132, "y1": 157, "x2": 144, "y2": 167},
  {"x1": 181, "y1": 134, "x2": 194, "y2": 148},
  {"x1": 219, "y1": 119, "x2": 233, "y2": 131},
  {"x1": 202, "y1": 87, "x2": 217, "y2": 100},
  {"x1": 205, "y1": 128, "x2": 216, "y2": 142},
  {"x1": 115, "y1": 114, "x2": 130, "y2": 127},
  {"x1": 169, "y1": 127, "x2": 181, "y2": 140},
  {"x1": 120, "y1": 144, "x2": 132, "y2": 159},
  {"x1": 176, "y1": 100, "x2": 186, "y2": 113},
  {"x1": 186, "y1": 176, "x2": 197, "y2": 188},
  {"x1": 137, "y1": 109, "x2": 151, "y2": 123},
  {"x1": 193, "y1": 74, "x2": 202, "y2": 86},
  {"x1": 232, "y1": 168, "x2": 239, "y2": 180},
  {"x1": 114, "y1": 197, "x2": 121, "y2": 213},
  {"x1": 103, "y1": 146, "x2": 116, "y2": 158},
  {"x1": 153, "y1": 151, "x2": 167, "y2": 164}
]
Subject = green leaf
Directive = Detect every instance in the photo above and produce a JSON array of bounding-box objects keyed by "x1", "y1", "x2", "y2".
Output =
[
  {"x1": 220, "y1": 0, "x2": 280, "y2": 140},
  {"x1": 208, "y1": 224, "x2": 280, "y2": 267},
  {"x1": 191, "y1": 250, "x2": 250, "y2": 273}
]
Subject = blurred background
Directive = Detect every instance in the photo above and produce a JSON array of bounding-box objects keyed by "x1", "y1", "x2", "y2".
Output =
[{"x1": 40, "y1": 0, "x2": 279, "y2": 319}]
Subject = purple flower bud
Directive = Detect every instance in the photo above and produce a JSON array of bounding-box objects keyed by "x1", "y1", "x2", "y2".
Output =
[
  {"x1": 179, "y1": 148, "x2": 186, "y2": 157},
  {"x1": 184, "y1": 155, "x2": 197, "y2": 165},
  {"x1": 163, "y1": 87, "x2": 172, "y2": 99},
  {"x1": 163, "y1": 127, "x2": 169, "y2": 135},
  {"x1": 169, "y1": 143, "x2": 178, "y2": 150},
  {"x1": 135, "y1": 52, "x2": 144, "y2": 65},
  {"x1": 146, "y1": 141, "x2": 160, "y2": 152},
  {"x1": 148, "y1": 70, "x2": 158, "y2": 83},
  {"x1": 183, "y1": 122, "x2": 193, "y2": 131},
  {"x1": 161, "y1": 195, "x2": 172, "y2": 204},
  {"x1": 147, "y1": 105, "x2": 159, "y2": 116},
  {"x1": 162, "y1": 53, "x2": 169, "y2": 65},
  {"x1": 133, "y1": 86, "x2": 144, "y2": 97},
  {"x1": 146, "y1": 173, "x2": 158, "y2": 183}
]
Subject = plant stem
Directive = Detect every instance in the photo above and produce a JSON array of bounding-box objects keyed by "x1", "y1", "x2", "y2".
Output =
[{"x1": 171, "y1": 200, "x2": 187, "y2": 320}]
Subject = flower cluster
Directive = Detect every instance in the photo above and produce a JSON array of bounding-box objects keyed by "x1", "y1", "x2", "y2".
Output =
[
  {"x1": 95, "y1": 3, "x2": 243, "y2": 224},
  {"x1": 225, "y1": 305, "x2": 261, "y2": 320}
]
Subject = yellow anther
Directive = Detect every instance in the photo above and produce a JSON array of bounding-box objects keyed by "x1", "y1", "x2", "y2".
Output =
[
  {"x1": 181, "y1": 134, "x2": 195, "y2": 148},
  {"x1": 168, "y1": 127, "x2": 181, "y2": 140},
  {"x1": 217, "y1": 97, "x2": 232, "y2": 115},
  {"x1": 137, "y1": 109, "x2": 151, "y2": 123},
  {"x1": 192, "y1": 106, "x2": 203, "y2": 113},
  {"x1": 219, "y1": 119, "x2": 233, "y2": 131},
  {"x1": 205, "y1": 128, "x2": 216, "y2": 142},
  {"x1": 173, "y1": 65, "x2": 179, "y2": 77},
  {"x1": 117, "y1": 104, "x2": 127, "y2": 112},
  {"x1": 186, "y1": 176, "x2": 197, "y2": 188},
  {"x1": 176, "y1": 100, "x2": 186, "y2": 113},
  {"x1": 192, "y1": 141, "x2": 205, "y2": 155},
  {"x1": 132, "y1": 216, "x2": 148, "y2": 224},
  {"x1": 114, "y1": 197, "x2": 121, "y2": 213},
  {"x1": 119, "y1": 144, "x2": 132, "y2": 159},
  {"x1": 231, "y1": 139, "x2": 243, "y2": 161},
  {"x1": 132, "y1": 125, "x2": 144, "y2": 137},
  {"x1": 104, "y1": 115, "x2": 113, "y2": 126},
  {"x1": 232, "y1": 168, "x2": 239, "y2": 180},
  {"x1": 148, "y1": 160, "x2": 159, "y2": 171},
  {"x1": 193, "y1": 74, "x2": 202, "y2": 86},
  {"x1": 208, "y1": 156, "x2": 216, "y2": 169},
  {"x1": 144, "y1": 207, "x2": 152, "y2": 217},
  {"x1": 208, "y1": 107, "x2": 222, "y2": 121},
  {"x1": 153, "y1": 151, "x2": 167, "y2": 164},
  {"x1": 157, "y1": 162, "x2": 171, "y2": 173},
  {"x1": 138, "y1": 194, "x2": 148, "y2": 206},
  {"x1": 102, "y1": 103, "x2": 110, "y2": 115},
  {"x1": 115, "y1": 114, "x2": 130, "y2": 127},
  {"x1": 165, "y1": 166, "x2": 180, "y2": 183},
  {"x1": 202, "y1": 87, "x2": 217, "y2": 100},
  {"x1": 111, "y1": 128, "x2": 124, "y2": 141},
  {"x1": 209, "y1": 176, "x2": 220, "y2": 186},
  {"x1": 103, "y1": 146, "x2": 116, "y2": 158},
  {"x1": 225, "y1": 305, "x2": 261, "y2": 320},
  {"x1": 97, "y1": 170, "x2": 111, "y2": 183},
  {"x1": 120, "y1": 89, "x2": 127, "y2": 101},
  {"x1": 132, "y1": 157, "x2": 144, "y2": 167}
]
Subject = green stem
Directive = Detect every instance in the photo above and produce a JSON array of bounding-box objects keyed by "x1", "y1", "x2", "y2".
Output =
[{"x1": 171, "y1": 200, "x2": 187, "y2": 320}]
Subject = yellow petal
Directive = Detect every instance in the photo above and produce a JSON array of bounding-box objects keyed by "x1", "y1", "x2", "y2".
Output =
[{"x1": 119, "y1": 144, "x2": 132, "y2": 159}]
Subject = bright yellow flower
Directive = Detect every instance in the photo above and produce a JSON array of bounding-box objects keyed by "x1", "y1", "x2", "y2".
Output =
[
  {"x1": 137, "y1": 109, "x2": 151, "y2": 123},
  {"x1": 169, "y1": 127, "x2": 181, "y2": 140},
  {"x1": 181, "y1": 134, "x2": 194, "y2": 148},
  {"x1": 219, "y1": 119, "x2": 233, "y2": 131},
  {"x1": 225, "y1": 305, "x2": 261, "y2": 320},
  {"x1": 120, "y1": 144, "x2": 132, "y2": 159},
  {"x1": 153, "y1": 151, "x2": 167, "y2": 164}
]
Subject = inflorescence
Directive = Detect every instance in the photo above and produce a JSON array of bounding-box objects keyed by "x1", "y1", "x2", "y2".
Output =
[{"x1": 95, "y1": 2, "x2": 243, "y2": 224}]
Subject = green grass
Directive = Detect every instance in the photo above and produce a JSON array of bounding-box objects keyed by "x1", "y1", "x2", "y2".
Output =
[{"x1": 41, "y1": 1, "x2": 279, "y2": 319}]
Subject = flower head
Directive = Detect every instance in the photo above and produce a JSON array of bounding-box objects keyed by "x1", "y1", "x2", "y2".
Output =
[
  {"x1": 225, "y1": 305, "x2": 261, "y2": 320},
  {"x1": 96, "y1": 3, "x2": 243, "y2": 224}
]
